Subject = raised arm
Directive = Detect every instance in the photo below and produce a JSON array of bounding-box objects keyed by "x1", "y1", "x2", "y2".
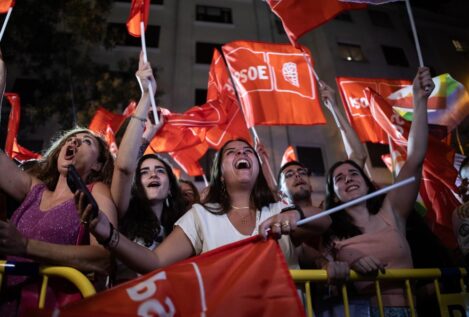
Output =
[
  {"x1": 386, "y1": 67, "x2": 434, "y2": 223},
  {"x1": 319, "y1": 81, "x2": 367, "y2": 168},
  {"x1": 111, "y1": 52, "x2": 162, "y2": 218}
]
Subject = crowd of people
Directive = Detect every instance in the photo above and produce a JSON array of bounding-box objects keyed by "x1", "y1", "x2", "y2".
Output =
[{"x1": 1, "y1": 48, "x2": 466, "y2": 317}]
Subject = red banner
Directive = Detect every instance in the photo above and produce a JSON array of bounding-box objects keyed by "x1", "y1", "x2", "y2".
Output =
[
  {"x1": 267, "y1": 0, "x2": 366, "y2": 46},
  {"x1": 4, "y1": 93, "x2": 21, "y2": 157},
  {"x1": 0, "y1": 0, "x2": 14, "y2": 14},
  {"x1": 366, "y1": 88, "x2": 460, "y2": 248},
  {"x1": 222, "y1": 41, "x2": 325, "y2": 128},
  {"x1": 126, "y1": 0, "x2": 150, "y2": 37},
  {"x1": 170, "y1": 143, "x2": 208, "y2": 177},
  {"x1": 336, "y1": 77, "x2": 412, "y2": 143},
  {"x1": 281, "y1": 145, "x2": 297, "y2": 167},
  {"x1": 88, "y1": 107, "x2": 128, "y2": 136},
  {"x1": 33, "y1": 237, "x2": 304, "y2": 317},
  {"x1": 205, "y1": 49, "x2": 252, "y2": 149}
]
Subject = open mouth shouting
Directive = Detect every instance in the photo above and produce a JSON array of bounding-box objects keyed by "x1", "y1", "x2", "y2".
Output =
[
  {"x1": 64, "y1": 145, "x2": 77, "y2": 161},
  {"x1": 147, "y1": 180, "x2": 161, "y2": 188},
  {"x1": 234, "y1": 158, "x2": 252, "y2": 170}
]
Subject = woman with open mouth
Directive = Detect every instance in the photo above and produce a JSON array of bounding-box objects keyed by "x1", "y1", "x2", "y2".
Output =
[
  {"x1": 107, "y1": 52, "x2": 186, "y2": 284},
  {"x1": 0, "y1": 52, "x2": 116, "y2": 316}
]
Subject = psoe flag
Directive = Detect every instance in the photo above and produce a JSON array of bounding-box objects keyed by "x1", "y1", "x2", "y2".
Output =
[
  {"x1": 336, "y1": 77, "x2": 411, "y2": 143},
  {"x1": 31, "y1": 237, "x2": 305, "y2": 317},
  {"x1": 126, "y1": 0, "x2": 150, "y2": 37},
  {"x1": 222, "y1": 41, "x2": 325, "y2": 128},
  {"x1": 0, "y1": 0, "x2": 14, "y2": 13}
]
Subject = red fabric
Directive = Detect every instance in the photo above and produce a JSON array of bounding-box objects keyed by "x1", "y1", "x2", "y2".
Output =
[
  {"x1": 281, "y1": 145, "x2": 297, "y2": 167},
  {"x1": 126, "y1": 0, "x2": 150, "y2": 37},
  {"x1": 122, "y1": 101, "x2": 137, "y2": 117},
  {"x1": 4, "y1": 93, "x2": 21, "y2": 157},
  {"x1": 336, "y1": 77, "x2": 412, "y2": 143},
  {"x1": 205, "y1": 48, "x2": 252, "y2": 149},
  {"x1": 0, "y1": 0, "x2": 14, "y2": 13},
  {"x1": 12, "y1": 138, "x2": 41, "y2": 162},
  {"x1": 164, "y1": 100, "x2": 227, "y2": 127},
  {"x1": 32, "y1": 237, "x2": 305, "y2": 317},
  {"x1": 88, "y1": 107, "x2": 128, "y2": 136},
  {"x1": 366, "y1": 88, "x2": 459, "y2": 248},
  {"x1": 104, "y1": 124, "x2": 118, "y2": 157},
  {"x1": 267, "y1": 0, "x2": 366, "y2": 47},
  {"x1": 222, "y1": 41, "x2": 325, "y2": 128},
  {"x1": 170, "y1": 143, "x2": 208, "y2": 177}
]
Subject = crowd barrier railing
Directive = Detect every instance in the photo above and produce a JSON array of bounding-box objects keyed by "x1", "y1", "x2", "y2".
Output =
[
  {"x1": 0, "y1": 260, "x2": 96, "y2": 309},
  {"x1": 290, "y1": 268, "x2": 468, "y2": 317}
]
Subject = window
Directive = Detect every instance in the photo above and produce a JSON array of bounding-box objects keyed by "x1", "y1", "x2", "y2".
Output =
[
  {"x1": 196, "y1": 5, "x2": 232, "y2": 24},
  {"x1": 452, "y1": 39, "x2": 469, "y2": 52},
  {"x1": 195, "y1": 89, "x2": 207, "y2": 105},
  {"x1": 296, "y1": 146, "x2": 325, "y2": 176},
  {"x1": 337, "y1": 43, "x2": 366, "y2": 62},
  {"x1": 196, "y1": 42, "x2": 222, "y2": 64},
  {"x1": 335, "y1": 12, "x2": 353, "y2": 22},
  {"x1": 369, "y1": 10, "x2": 393, "y2": 28},
  {"x1": 195, "y1": 149, "x2": 217, "y2": 182},
  {"x1": 381, "y1": 45, "x2": 409, "y2": 67},
  {"x1": 366, "y1": 142, "x2": 389, "y2": 168},
  {"x1": 107, "y1": 23, "x2": 160, "y2": 48}
]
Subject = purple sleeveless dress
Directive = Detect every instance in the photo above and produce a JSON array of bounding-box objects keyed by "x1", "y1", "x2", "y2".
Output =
[{"x1": 1, "y1": 184, "x2": 83, "y2": 317}]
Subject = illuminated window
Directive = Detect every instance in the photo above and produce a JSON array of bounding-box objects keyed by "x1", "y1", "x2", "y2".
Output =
[{"x1": 338, "y1": 43, "x2": 366, "y2": 62}]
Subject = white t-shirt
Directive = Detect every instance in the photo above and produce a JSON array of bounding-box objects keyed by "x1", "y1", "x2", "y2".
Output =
[{"x1": 175, "y1": 202, "x2": 299, "y2": 269}]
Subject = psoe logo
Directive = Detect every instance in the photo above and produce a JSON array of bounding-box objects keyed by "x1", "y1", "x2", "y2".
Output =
[{"x1": 282, "y1": 62, "x2": 299, "y2": 87}]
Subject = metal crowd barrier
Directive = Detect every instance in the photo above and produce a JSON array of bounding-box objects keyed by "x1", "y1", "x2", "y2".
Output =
[
  {"x1": 0, "y1": 260, "x2": 96, "y2": 309},
  {"x1": 290, "y1": 268, "x2": 468, "y2": 317}
]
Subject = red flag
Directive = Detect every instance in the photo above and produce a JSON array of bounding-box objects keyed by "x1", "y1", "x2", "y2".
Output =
[
  {"x1": 32, "y1": 237, "x2": 304, "y2": 317},
  {"x1": 12, "y1": 138, "x2": 41, "y2": 162},
  {"x1": 170, "y1": 143, "x2": 208, "y2": 177},
  {"x1": 205, "y1": 49, "x2": 252, "y2": 149},
  {"x1": 126, "y1": 0, "x2": 150, "y2": 37},
  {"x1": 88, "y1": 107, "x2": 127, "y2": 136},
  {"x1": 164, "y1": 101, "x2": 227, "y2": 127},
  {"x1": 267, "y1": 0, "x2": 366, "y2": 47},
  {"x1": 104, "y1": 124, "x2": 118, "y2": 158},
  {"x1": 4, "y1": 93, "x2": 21, "y2": 157},
  {"x1": 336, "y1": 77, "x2": 412, "y2": 143},
  {"x1": 0, "y1": 0, "x2": 14, "y2": 14},
  {"x1": 366, "y1": 88, "x2": 460, "y2": 248},
  {"x1": 222, "y1": 41, "x2": 325, "y2": 128},
  {"x1": 122, "y1": 101, "x2": 137, "y2": 117},
  {"x1": 281, "y1": 146, "x2": 297, "y2": 167}
]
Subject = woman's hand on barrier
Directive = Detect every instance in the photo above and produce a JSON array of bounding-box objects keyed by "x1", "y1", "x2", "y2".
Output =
[
  {"x1": 351, "y1": 255, "x2": 386, "y2": 275},
  {"x1": 326, "y1": 261, "x2": 350, "y2": 284},
  {"x1": 0, "y1": 220, "x2": 28, "y2": 256}
]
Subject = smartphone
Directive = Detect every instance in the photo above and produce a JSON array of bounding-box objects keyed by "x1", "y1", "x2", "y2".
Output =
[{"x1": 67, "y1": 165, "x2": 99, "y2": 219}]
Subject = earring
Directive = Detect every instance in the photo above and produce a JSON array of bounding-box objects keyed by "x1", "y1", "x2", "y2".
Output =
[{"x1": 165, "y1": 197, "x2": 170, "y2": 207}]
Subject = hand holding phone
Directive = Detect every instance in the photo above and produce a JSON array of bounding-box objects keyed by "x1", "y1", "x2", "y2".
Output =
[{"x1": 67, "y1": 165, "x2": 99, "y2": 219}]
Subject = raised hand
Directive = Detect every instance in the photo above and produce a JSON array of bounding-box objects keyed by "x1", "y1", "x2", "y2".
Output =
[
  {"x1": 75, "y1": 191, "x2": 111, "y2": 243},
  {"x1": 318, "y1": 80, "x2": 337, "y2": 111},
  {"x1": 136, "y1": 51, "x2": 157, "y2": 95},
  {"x1": 412, "y1": 67, "x2": 434, "y2": 102}
]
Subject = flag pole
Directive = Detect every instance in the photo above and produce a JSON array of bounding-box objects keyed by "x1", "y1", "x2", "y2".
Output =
[
  {"x1": 297, "y1": 176, "x2": 415, "y2": 226},
  {"x1": 139, "y1": 19, "x2": 159, "y2": 125},
  {"x1": 404, "y1": 0, "x2": 424, "y2": 67},
  {"x1": 0, "y1": 7, "x2": 13, "y2": 42},
  {"x1": 387, "y1": 135, "x2": 397, "y2": 181},
  {"x1": 202, "y1": 174, "x2": 209, "y2": 187},
  {"x1": 219, "y1": 49, "x2": 278, "y2": 187}
]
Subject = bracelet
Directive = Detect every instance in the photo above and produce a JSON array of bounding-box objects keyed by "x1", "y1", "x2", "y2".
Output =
[
  {"x1": 131, "y1": 115, "x2": 146, "y2": 122},
  {"x1": 280, "y1": 205, "x2": 305, "y2": 220},
  {"x1": 97, "y1": 222, "x2": 114, "y2": 246},
  {"x1": 107, "y1": 226, "x2": 120, "y2": 249}
]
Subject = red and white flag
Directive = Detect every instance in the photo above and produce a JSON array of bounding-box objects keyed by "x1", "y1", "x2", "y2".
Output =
[
  {"x1": 31, "y1": 237, "x2": 304, "y2": 317},
  {"x1": 0, "y1": 0, "x2": 14, "y2": 13},
  {"x1": 222, "y1": 41, "x2": 325, "y2": 128},
  {"x1": 4, "y1": 93, "x2": 21, "y2": 158},
  {"x1": 126, "y1": 0, "x2": 150, "y2": 37},
  {"x1": 281, "y1": 146, "x2": 297, "y2": 167},
  {"x1": 170, "y1": 143, "x2": 208, "y2": 177}
]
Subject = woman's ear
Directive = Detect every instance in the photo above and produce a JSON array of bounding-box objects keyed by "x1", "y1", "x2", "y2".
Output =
[{"x1": 91, "y1": 161, "x2": 103, "y2": 173}]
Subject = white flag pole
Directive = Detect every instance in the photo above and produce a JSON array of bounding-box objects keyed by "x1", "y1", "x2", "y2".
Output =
[
  {"x1": 297, "y1": 176, "x2": 415, "y2": 226},
  {"x1": 404, "y1": 0, "x2": 424, "y2": 67},
  {"x1": 202, "y1": 174, "x2": 209, "y2": 187},
  {"x1": 140, "y1": 19, "x2": 159, "y2": 125},
  {"x1": 0, "y1": 7, "x2": 13, "y2": 43}
]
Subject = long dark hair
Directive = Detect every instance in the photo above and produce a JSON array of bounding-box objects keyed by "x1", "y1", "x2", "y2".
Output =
[
  {"x1": 28, "y1": 128, "x2": 114, "y2": 190},
  {"x1": 120, "y1": 154, "x2": 186, "y2": 245},
  {"x1": 324, "y1": 160, "x2": 384, "y2": 244},
  {"x1": 202, "y1": 139, "x2": 275, "y2": 214}
]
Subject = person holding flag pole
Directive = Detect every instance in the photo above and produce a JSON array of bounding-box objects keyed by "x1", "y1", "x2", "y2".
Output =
[{"x1": 318, "y1": 67, "x2": 434, "y2": 315}]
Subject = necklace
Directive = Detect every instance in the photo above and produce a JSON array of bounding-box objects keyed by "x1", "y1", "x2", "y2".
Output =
[
  {"x1": 231, "y1": 205, "x2": 250, "y2": 210},
  {"x1": 231, "y1": 206, "x2": 253, "y2": 225}
]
